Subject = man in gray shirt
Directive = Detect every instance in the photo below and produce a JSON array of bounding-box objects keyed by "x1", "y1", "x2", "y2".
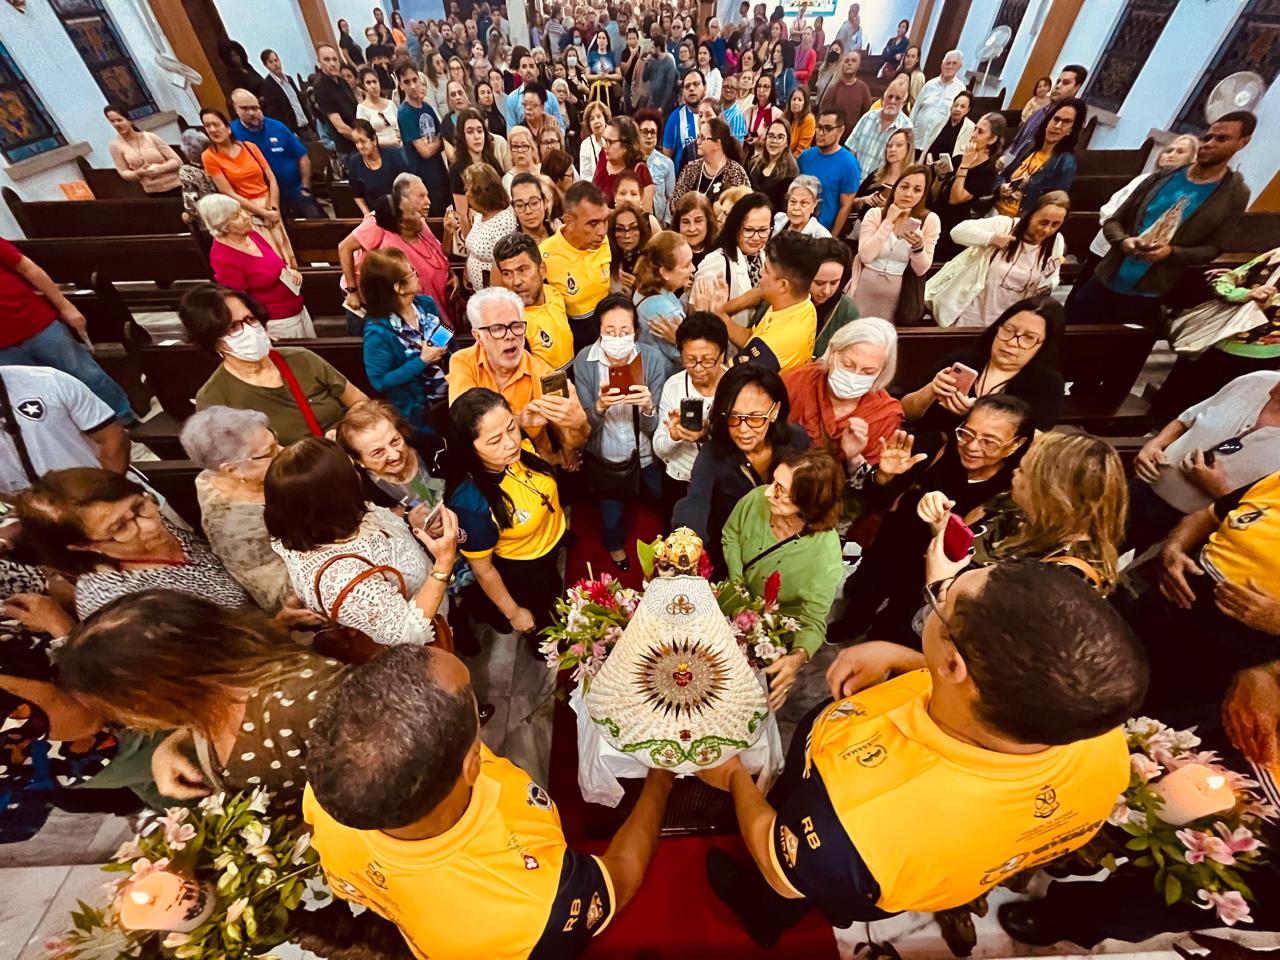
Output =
[{"x1": 643, "y1": 30, "x2": 677, "y2": 112}]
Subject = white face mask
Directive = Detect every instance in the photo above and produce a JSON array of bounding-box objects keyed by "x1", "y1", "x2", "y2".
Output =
[
  {"x1": 828, "y1": 366, "x2": 876, "y2": 400},
  {"x1": 222, "y1": 322, "x2": 272, "y2": 361},
  {"x1": 568, "y1": 55, "x2": 578, "y2": 65},
  {"x1": 600, "y1": 334, "x2": 635, "y2": 360}
]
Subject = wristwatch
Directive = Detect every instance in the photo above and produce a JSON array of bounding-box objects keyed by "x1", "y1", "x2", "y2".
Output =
[{"x1": 430, "y1": 569, "x2": 454, "y2": 584}]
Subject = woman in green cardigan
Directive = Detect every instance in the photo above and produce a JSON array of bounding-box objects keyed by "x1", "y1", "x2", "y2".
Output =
[{"x1": 722, "y1": 448, "x2": 846, "y2": 710}]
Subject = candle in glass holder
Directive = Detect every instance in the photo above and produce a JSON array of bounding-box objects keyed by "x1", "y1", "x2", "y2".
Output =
[
  {"x1": 119, "y1": 872, "x2": 215, "y2": 932},
  {"x1": 1151, "y1": 763, "x2": 1235, "y2": 826}
]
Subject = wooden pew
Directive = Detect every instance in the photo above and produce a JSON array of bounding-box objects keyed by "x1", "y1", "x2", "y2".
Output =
[
  {"x1": 328, "y1": 181, "x2": 364, "y2": 218},
  {"x1": 73, "y1": 157, "x2": 147, "y2": 200},
  {"x1": 129, "y1": 459, "x2": 203, "y2": 530},
  {"x1": 14, "y1": 234, "x2": 210, "y2": 288},
  {"x1": 1078, "y1": 141, "x2": 1150, "y2": 178},
  {"x1": 284, "y1": 216, "x2": 447, "y2": 266},
  {"x1": 3, "y1": 187, "x2": 185, "y2": 238}
]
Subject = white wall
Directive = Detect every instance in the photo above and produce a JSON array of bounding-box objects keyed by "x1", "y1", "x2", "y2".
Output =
[
  {"x1": 214, "y1": 0, "x2": 317, "y2": 81},
  {"x1": 0, "y1": 0, "x2": 197, "y2": 238},
  {"x1": 327, "y1": 0, "x2": 388, "y2": 37}
]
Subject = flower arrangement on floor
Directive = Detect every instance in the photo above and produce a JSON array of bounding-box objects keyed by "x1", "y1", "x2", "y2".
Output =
[
  {"x1": 1100, "y1": 717, "x2": 1274, "y2": 926},
  {"x1": 539, "y1": 565, "x2": 801, "y2": 688},
  {"x1": 48, "y1": 789, "x2": 324, "y2": 960}
]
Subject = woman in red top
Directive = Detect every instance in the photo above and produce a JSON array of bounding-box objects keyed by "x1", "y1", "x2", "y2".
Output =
[
  {"x1": 198, "y1": 194, "x2": 313, "y2": 339},
  {"x1": 201, "y1": 108, "x2": 293, "y2": 263},
  {"x1": 591, "y1": 116, "x2": 654, "y2": 214},
  {"x1": 744, "y1": 72, "x2": 779, "y2": 160},
  {"x1": 783, "y1": 316, "x2": 903, "y2": 483}
]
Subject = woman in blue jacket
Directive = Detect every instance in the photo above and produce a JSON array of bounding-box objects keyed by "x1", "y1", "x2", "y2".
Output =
[
  {"x1": 995, "y1": 97, "x2": 1083, "y2": 219},
  {"x1": 360, "y1": 247, "x2": 450, "y2": 434}
]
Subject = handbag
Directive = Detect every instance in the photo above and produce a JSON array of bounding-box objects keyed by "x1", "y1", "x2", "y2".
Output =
[
  {"x1": 924, "y1": 243, "x2": 992, "y2": 327},
  {"x1": 309, "y1": 552, "x2": 455, "y2": 663},
  {"x1": 582, "y1": 405, "x2": 642, "y2": 499},
  {"x1": 895, "y1": 264, "x2": 927, "y2": 326},
  {"x1": 1168, "y1": 262, "x2": 1279, "y2": 356}
]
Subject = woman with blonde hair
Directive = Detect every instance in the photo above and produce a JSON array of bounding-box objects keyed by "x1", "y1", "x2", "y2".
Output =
[
  {"x1": 919, "y1": 430, "x2": 1128, "y2": 595},
  {"x1": 502, "y1": 125, "x2": 541, "y2": 194},
  {"x1": 634, "y1": 230, "x2": 696, "y2": 373}
]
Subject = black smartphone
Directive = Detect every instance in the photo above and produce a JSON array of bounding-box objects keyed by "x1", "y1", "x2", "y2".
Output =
[{"x1": 679, "y1": 398, "x2": 704, "y2": 432}]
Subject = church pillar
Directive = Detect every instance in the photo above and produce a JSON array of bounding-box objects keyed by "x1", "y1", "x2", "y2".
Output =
[{"x1": 1011, "y1": 0, "x2": 1085, "y2": 107}]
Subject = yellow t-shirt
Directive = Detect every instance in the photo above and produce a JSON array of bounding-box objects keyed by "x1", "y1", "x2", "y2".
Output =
[
  {"x1": 736, "y1": 297, "x2": 817, "y2": 373},
  {"x1": 769, "y1": 670, "x2": 1127, "y2": 917},
  {"x1": 451, "y1": 443, "x2": 567, "y2": 561},
  {"x1": 540, "y1": 231, "x2": 611, "y2": 321},
  {"x1": 525, "y1": 284, "x2": 575, "y2": 370},
  {"x1": 1201, "y1": 472, "x2": 1280, "y2": 597},
  {"x1": 303, "y1": 746, "x2": 615, "y2": 960}
]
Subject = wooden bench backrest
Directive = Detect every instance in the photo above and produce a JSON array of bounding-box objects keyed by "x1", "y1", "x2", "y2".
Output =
[
  {"x1": 139, "y1": 337, "x2": 374, "y2": 421},
  {"x1": 4, "y1": 188, "x2": 185, "y2": 238},
  {"x1": 74, "y1": 157, "x2": 147, "y2": 200},
  {"x1": 14, "y1": 235, "x2": 210, "y2": 287}
]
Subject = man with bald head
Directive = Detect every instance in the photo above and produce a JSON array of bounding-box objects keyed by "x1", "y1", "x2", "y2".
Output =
[
  {"x1": 305, "y1": 645, "x2": 674, "y2": 960},
  {"x1": 228, "y1": 87, "x2": 323, "y2": 218}
]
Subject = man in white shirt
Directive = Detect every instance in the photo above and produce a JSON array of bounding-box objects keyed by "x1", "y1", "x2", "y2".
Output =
[
  {"x1": 259, "y1": 48, "x2": 313, "y2": 138},
  {"x1": 910, "y1": 50, "x2": 966, "y2": 155},
  {"x1": 0, "y1": 365, "x2": 129, "y2": 494}
]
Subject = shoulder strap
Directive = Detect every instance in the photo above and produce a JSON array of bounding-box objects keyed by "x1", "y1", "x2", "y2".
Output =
[
  {"x1": 268, "y1": 349, "x2": 325, "y2": 437},
  {"x1": 1043, "y1": 554, "x2": 1103, "y2": 589},
  {"x1": 743, "y1": 531, "x2": 801, "y2": 574},
  {"x1": 313, "y1": 551, "x2": 409, "y2": 622},
  {"x1": 0, "y1": 374, "x2": 37, "y2": 484}
]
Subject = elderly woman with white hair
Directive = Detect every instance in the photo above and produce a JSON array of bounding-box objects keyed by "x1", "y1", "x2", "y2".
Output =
[
  {"x1": 783, "y1": 316, "x2": 904, "y2": 481},
  {"x1": 180, "y1": 405, "x2": 294, "y2": 612},
  {"x1": 773, "y1": 175, "x2": 831, "y2": 238},
  {"x1": 198, "y1": 193, "x2": 315, "y2": 340}
]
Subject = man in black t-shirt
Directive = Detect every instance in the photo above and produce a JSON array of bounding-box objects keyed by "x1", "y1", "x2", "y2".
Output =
[{"x1": 313, "y1": 42, "x2": 359, "y2": 157}]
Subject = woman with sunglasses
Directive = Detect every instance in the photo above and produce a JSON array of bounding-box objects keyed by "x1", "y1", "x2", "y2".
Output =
[
  {"x1": 1129, "y1": 371, "x2": 1280, "y2": 554},
  {"x1": 901, "y1": 296, "x2": 1066, "y2": 434},
  {"x1": 674, "y1": 363, "x2": 809, "y2": 575},
  {"x1": 829, "y1": 393, "x2": 1034, "y2": 647}
]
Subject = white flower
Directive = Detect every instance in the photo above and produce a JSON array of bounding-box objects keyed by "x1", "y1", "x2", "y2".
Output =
[
  {"x1": 248, "y1": 786, "x2": 271, "y2": 815},
  {"x1": 197, "y1": 793, "x2": 227, "y2": 817},
  {"x1": 290, "y1": 833, "x2": 312, "y2": 864},
  {"x1": 1107, "y1": 797, "x2": 1133, "y2": 826},
  {"x1": 162, "y1": 933, "x2": 191, "y2": 948},
  {"x1": 161, "y1": 807, "x2": 196, "y2": 850},
  {"x1": 240, "y1": 822, "x2": 279, "y2": 865},
  {"x1": 1124, "y1": 717, "x2": 1166, "y2": 738},
  {"x1": 1130, "y1": 753, "x2": 1162, "y2": 783},
  {"x1": 213, "y1": 851, "x2": 235, "y2": 870},
  {"x1": 113, "y1": 839, "x2": 143, "y2": 862},
  {"x1": 224, "y1": 897, "x2": 249, "y2": 926},
  {"x1": 300, "y1": 874, "x2": 334, "y2": 912}
]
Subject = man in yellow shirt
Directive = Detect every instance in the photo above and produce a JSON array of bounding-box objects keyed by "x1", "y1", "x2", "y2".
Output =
[
  {"x1": 723, "y1": 231, "x2": 818, "y2": 373},
  {"x1": 305, "y1": 645, "x2": 675, "y2": 960},
  {"x1": 698, "y1": 560, "x2": 1146, "y2": 946},
  {"x1": 494, "y1": 231, "x2": 575, "y2": 370},
  {"x1": 446, "y1": 287, "x2": 588, "y2": 460},
  {"x1": 1137, "y1": 470, "x2": 1280, "y2": 719},
  {"x1": 540, "y1": 181, "x2": 611, "y2": 347}
]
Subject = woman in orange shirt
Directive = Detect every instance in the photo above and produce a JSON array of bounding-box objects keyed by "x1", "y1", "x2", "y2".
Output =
[{"x1": 200, "y1": 108, "x2": 293, "y2": 260}]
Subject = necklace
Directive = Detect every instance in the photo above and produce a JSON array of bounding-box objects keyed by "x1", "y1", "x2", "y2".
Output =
[{"x1": 503, "y1": 463, "x2": 555, "y2": 513}]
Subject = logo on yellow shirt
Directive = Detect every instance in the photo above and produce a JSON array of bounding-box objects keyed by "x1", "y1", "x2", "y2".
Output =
[
  {"x1": 567, "y1": 274, "x2": 579, "y2": 295},
  {"x1": 1034, "y1": 785, "x2": 1060, "y2": 819},
  {"x1": 365, "y1": 862, "x2": 388, "y2": 889},
  {"x1": 778, "y1": 824, "x2": 800, "y2": 868},
  {"x1": 840, "y1": 732, "x2": 888, "y2": 768},
  {"x1": 539, "y1": 329, "x2": 553, "y2": 348},
  {"x1": 829, "y1": 701, "x2": 867, "y2": 721},
  {"x1": 527, "y1": 782, "x2": 552, "y2": 810}
]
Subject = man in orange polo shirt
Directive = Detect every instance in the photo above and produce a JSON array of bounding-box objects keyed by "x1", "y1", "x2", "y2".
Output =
[{"x1": 447, "y1": 287, "x2": 588, "y2": 461}]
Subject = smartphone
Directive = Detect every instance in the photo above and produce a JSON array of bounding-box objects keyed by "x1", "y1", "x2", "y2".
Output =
[
  {"x1": 905, "y1": 217, "x2": 923, "y2": 233},
  {"x1": 428, "y1": 324, "x2": 453, "y2": 348},
  {"x1": 948, "y1": 362, "x2": 980, "y2": 396},
  {"x1": 416, "y1": 501, "x2": 444, "y2": 533},
  {"x1": 608, "y1": 357, "x2": 640, "y2": 393},
  {"x1": 679, "y1": 398, "x2": 704, "y2": 432},
  {"x1": 540, "y1": 369, "x2": 569, "y2": 398},
  {"x1": 942, "y1": 514, "x2": 975, "y2": 562},
  {"x1": 936, "y1": 153, "x2": 954, "y2": 176}
]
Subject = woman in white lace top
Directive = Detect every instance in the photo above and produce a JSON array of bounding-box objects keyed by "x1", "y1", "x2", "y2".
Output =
[{"x1": 265, "y1": 437, "x2": 459, "y2": 647}]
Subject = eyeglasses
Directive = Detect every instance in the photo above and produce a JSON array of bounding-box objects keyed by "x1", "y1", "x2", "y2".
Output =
[
  {"x1": 684, "y1": 355, "x2": 722, "y2": 369},
  {"x1": 98, "y1": 495, "x2": 157, "y2": 543},
  {"x1": 512, "y1": 198, "x2": 543, "y2": 212},
  {"x1": 921, "y1": 576, "x2": 959, "y2": 630},
  {"x1": 741, "y1": 226, "x2": 771, "y2": 239},
  {"x1": 398, "y1": 267, "x2": 418, "y2": 284},
  {"x1": 769, "y1": 480, "x2": 792, "y2": 503},
  {"x1": 602, "y1": 136, "x2": 621, "y2": 146},
  {"x1": 816, "y1": 122, "x2": 840, "y2": 132},
  {"x1": 477, "y1": 320, "x2": 527, "y2": 339},
  {"x1": 615, "y1": 224, "x2": 640, "y2": 234},
  {"x1": 225, "y1": 315, "x2": 262, "y2": 338},
  {"x1": 994, "y1": 326, "x2": 1043, "y2": 349},
  {"x1": 512, "y1": 142, "x2": 533, "y2": 151},
  {"x1": 725, "y1": 401, "x2": 778, "y2": 428},
  {"x1": 955, "y1": 425, "x2": 1011, "y2": 455}
]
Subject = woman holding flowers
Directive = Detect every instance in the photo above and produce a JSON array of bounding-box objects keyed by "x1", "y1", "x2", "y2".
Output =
[{"x1": 722, "y1": 449, "x2": 845, "y2": 709}]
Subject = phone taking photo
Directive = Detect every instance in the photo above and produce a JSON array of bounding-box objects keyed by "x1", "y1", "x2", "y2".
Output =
[
  {"x1": 943, "y1": 513, "x2": 975, "y2": 562},
  {"x1": 949, "y1": 362, "x2": 980, "y2": 396},
  {"x1": 540, "y1": 369, "x2": 569, "y2": 398},
  {"x1": 679, "y1": 398, "x2": 704, "y2": 432}
]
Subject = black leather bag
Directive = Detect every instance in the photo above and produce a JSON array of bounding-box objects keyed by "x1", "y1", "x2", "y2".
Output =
[{"x1": 581, "y1": 406, "x2": 642, "y2": 499}]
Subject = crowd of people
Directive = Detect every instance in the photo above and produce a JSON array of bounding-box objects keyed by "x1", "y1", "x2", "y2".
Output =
[{"x1": 2, "y1": 0, "x2": 1280, "y2": 956}]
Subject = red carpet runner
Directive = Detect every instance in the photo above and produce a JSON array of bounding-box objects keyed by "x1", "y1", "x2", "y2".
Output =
[{"x1": 549, "y1": 500, "x2": 840, "y2": 958}]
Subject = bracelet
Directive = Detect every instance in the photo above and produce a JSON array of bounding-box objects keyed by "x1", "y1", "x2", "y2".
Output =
[{"x1": 430, "y1": 569, "x2": 454, "y2": 584}]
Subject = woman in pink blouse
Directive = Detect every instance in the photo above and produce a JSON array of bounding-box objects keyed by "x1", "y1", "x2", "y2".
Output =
[
  {"x1": 336, "y1": 173, "x2": 455, "y2": 335},
  {"x1": 104, "y1": 104, "x2": 181, "y2": 196},
  {"x1": 197, "y1": 194, "x2": 315, "y2": 339}
]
